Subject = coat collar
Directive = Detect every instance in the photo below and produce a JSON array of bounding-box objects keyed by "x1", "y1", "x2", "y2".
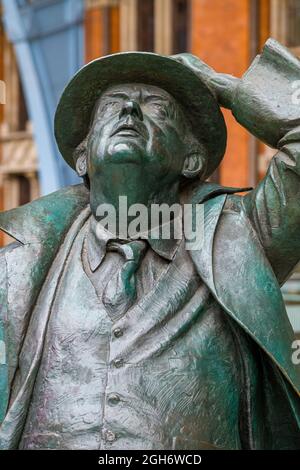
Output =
[
  {"x1": 86, "y1": 214, "x2": 181, "y2": 272},
  {"x1": 0, "y1": 184, "x2": 90, "y2": 246},
  {"x1": 0, "y1": 181, "x2": 251, "y2": 246}
]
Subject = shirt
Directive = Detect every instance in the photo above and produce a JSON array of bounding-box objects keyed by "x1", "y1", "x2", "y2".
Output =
[
  {"x1": 83, "y1": 216, "x2": 180, "y2": 320},
  {"x1": 19, "y1": 215, "x2": 253, "y2": 450}
]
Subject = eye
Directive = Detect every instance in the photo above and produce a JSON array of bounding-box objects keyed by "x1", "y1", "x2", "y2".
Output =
[
  {"x1": 99, "y1": 101, "x2": 121, "y2": 115},
  {"x1": 148, "y1": 102, "x2": 168, "y2": 118}
]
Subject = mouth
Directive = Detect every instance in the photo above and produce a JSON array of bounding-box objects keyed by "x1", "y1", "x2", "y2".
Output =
[{"x1": 110, "y1": 122, "x2": 147, "y2": 139}]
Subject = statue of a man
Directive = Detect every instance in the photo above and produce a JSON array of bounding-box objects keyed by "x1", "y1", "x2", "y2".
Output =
[{"x1": 0, "y1": 39, "x2": 299, "y2": 450}]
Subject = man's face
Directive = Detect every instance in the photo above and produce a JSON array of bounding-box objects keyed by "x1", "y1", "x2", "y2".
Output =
[{"x1": 86, "y1": 83, "x2": 189, "y2": 186}]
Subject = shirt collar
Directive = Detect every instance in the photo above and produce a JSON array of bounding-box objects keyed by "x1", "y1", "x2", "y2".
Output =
[{"x1": 86, "y1": 215, "x2": 182, "y2": 272}]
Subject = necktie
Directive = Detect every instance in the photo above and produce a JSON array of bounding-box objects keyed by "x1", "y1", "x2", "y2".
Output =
[{"x1": 102, "y1": 240, "x2": 147, "y2": 320}]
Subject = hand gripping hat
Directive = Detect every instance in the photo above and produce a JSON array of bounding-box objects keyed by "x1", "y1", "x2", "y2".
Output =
[{"x1": 54, "y1": 52, "x2": 227, "y2": 179}]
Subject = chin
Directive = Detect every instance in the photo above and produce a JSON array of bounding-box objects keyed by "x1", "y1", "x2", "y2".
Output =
[{"x1": 106, "y1": 141, "x2": 144, "y2": 164}]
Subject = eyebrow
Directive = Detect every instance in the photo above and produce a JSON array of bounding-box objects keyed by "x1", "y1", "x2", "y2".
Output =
[
  {"x1": 102, "y1": 92, "x2": 131, "y2": 100},
  {"x1": 102, "y1": 92, "x2": 171, "y2": 102},
  {"x1": 144, "y1": 94, "x2": 170, "y2": 103}
]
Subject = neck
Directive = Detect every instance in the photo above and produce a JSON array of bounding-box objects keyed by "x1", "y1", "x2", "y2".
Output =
[{"x1": 89, "y1": 166, "x2": 180, "y2": 236}]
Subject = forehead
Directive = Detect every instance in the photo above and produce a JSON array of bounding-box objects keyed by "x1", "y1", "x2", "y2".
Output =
[{"x1": 99, "y1": 83, "x2": 176, "y2": 102}]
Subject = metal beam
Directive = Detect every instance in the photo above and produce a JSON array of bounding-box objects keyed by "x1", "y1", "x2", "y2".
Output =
[
  {"x1": 120, "y1": 0, "x2": 137, "y2": 51},
  {"x1": 154, "y1": 0, "x2": 173, "y2": 55},
  {"x1": 2, "y1": 0, "x2": 84, "y2": 194}
]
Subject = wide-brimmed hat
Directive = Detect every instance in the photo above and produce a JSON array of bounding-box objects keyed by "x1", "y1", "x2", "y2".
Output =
[{"x1": 54, "y1": 52, "x2": 227, "y2": 178}]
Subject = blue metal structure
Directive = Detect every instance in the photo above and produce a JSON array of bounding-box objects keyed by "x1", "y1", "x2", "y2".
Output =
[{"x1": 2, "y1": 0, "x2": 84, "y2": 194}]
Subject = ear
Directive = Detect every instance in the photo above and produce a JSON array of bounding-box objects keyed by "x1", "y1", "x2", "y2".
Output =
[
  {"x1": 75, "y1": 154, "x2": 87, "y2": 177},
  {"x1": 182, "y1": 153, "x2": 206, "y2": 179},
  {"x1": 73, "y1": 134, "x2": 89, "y2": 177}
]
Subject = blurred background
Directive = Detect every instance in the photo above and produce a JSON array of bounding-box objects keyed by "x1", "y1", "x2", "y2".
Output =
[{"x1": 0, "y1": 0, "x2": 299, "y2": 336}]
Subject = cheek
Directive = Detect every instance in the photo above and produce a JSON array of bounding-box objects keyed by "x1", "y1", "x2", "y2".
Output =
[
  {"x1": 87, "y1": 123, "x2": 111, "y2": 164},
  {"x1": 148, "y1": 124, "x2": 184, "y2": 169}
]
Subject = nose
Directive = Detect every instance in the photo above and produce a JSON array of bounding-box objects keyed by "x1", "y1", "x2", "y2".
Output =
[{"x1": 119, "y1": 100, "x2": 144, "y2": 121}]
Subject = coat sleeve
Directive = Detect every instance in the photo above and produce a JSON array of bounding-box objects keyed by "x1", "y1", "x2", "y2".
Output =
[{"x1": 242, "y1": 126, "x2": 300, "y2": 285}]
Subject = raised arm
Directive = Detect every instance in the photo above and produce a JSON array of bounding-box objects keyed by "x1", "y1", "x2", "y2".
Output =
[
  {"x1": 242, "y1": 127, "x2": 300, "y2": 284},
  {"x1": 174, "y1": 39, "x2": 300, "y2": 284}
]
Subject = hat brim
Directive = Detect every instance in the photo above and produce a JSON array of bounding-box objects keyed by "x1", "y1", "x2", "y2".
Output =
[{"x1": 54, "y1": 52, "x2": 227, "y2": 178}]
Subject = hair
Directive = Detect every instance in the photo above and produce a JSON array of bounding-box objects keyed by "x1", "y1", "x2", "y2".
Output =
[{"x1": 174, "y1": 103, "x2": 208, "y2": 181}]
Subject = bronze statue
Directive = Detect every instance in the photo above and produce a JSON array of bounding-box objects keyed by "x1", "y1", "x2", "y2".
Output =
[{"x1": 0, "y1": 39, "x2": 299, "y2": 449}]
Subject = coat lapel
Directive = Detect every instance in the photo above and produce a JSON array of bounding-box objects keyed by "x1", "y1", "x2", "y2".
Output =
[
  {"x1": 0, "y1": 207, "x2": 91, "y2": 449},
  {"x1": 0, "y1": 184, "x2": 89, "y2": 429},
  {"x1": 189, "y1": 194, "x2": 300, "y2": 395}
]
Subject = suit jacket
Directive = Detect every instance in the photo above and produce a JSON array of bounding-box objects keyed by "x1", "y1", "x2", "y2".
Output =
[{"x1": 0, "y1": 173, "x2": 299, "y2": 448}]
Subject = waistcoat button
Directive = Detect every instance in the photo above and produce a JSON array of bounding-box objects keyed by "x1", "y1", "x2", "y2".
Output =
[
  {"x1": 108, "y1": 393, "x2": 120, "y2": 405},
  {"x1": 104, "y1": 430, "x2": 116, "y2": 442},
  {"x1": 113, "y1": 327, "x2": 123, "y2": 338},
  {"x1": 113, "y1": 358, "x2": 124, "y2": 368}
]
